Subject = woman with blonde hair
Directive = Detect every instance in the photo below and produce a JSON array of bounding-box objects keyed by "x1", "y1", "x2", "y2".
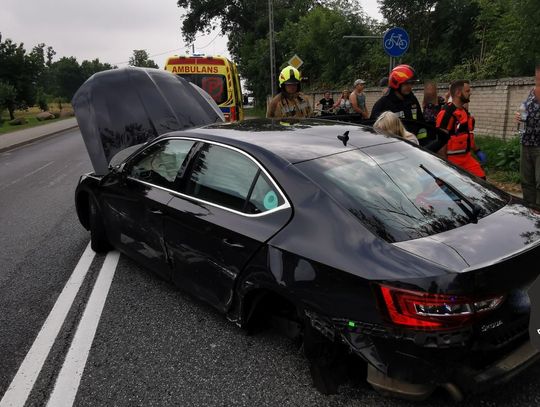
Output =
[
  {"x1": 374, "y1": 111, "x2": 419, "y2": 144},
  {"x1": 333, "y1": 89, "x2": 353, "y2": 114}
]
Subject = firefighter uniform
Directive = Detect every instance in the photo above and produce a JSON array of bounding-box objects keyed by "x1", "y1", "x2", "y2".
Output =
[
  {"x1": 267, "y1": 65, "x2": 313, "y2": 119},
  {"x1": 370, "y1": 65, "x2": 429, "y2": 145},
  {"x1": 267, "y1": 92, "x2": 312, "y2": 118},
  {"x1": 436, "y1": 103, "x2": 485, "y2": 178}
]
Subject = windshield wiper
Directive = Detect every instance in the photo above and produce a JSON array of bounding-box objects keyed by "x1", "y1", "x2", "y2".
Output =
[{"x1": 419, "y1": 164, "x2": 483, "y2": 224}]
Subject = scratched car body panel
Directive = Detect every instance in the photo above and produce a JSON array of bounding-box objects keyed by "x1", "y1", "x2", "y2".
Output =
[{"x1": 73, "y1": 68, "x2": 540, "y2": 401}]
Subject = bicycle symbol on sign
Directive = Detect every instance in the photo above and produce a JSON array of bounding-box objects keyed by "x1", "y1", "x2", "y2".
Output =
[{"x1": 384, "y1": 33, "x2": 408, "y2": 50}]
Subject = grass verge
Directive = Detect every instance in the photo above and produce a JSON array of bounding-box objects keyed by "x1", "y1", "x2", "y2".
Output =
[
  {"x1": 243, "y1": 106, "x2": 266, "y2": 119},
  {"x1": 1, "y1": 105, "x2": 74, "y2": 136}
]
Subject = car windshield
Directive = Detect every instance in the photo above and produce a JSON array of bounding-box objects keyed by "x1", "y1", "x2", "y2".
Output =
[
  {"x1": 296, "y1": 141, "x2": 508, "y2": 242},
  {"x1": 178, "y1": 74, "x2": 228, "y2": 105}
]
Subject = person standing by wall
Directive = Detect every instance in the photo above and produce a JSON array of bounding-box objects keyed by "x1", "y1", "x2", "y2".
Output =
[
  {"x1": 316, "y1": 91, "x2": 335, "y2": 115},
  {"x1": 515, "y1": 64, "x2": 540, "y2": 207},
  {"x1": 267, "y1": 66, "x2": 312, "y2": 118},
  {"x1": 371, "y1": 65, "x2": 425, "y2": 140},
  {"x1": 423, "y1": 82, "x2": 445, "y2": 125},
  {"x1": 423, "y1": 81, "x2": 446, "y2": 143},
  {"x1": 436, "y1": 80, "x2": 487, "y2": 179},
  {"x1": 349, "y1": 79, "x2": 369, "y2": 118},
  {"x1": 333, "y1": 89, "x2": 353, "y2": 115}
]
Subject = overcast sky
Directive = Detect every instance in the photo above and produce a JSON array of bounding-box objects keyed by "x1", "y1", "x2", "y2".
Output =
[{"x1": 0, "y1": 0, "x2": 382, "y2": 68}]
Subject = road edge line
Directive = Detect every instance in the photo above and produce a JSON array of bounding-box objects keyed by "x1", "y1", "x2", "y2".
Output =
[
  {"x1": 46, "y1": 251, "x2": 120, "y2": 407},
  {"x1": 0, "y1": 242, "x2": 95, "y2": 407}
]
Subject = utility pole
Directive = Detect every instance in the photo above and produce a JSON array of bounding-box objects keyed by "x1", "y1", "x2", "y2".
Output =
[{"x1": 268, "y1": 0, "x2": 276, "y2": 97}]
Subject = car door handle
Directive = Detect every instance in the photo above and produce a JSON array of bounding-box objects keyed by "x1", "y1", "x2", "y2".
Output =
[
  {"x1": 149, "y1": 208, "x2": 163, "y2": 215},
  {"x1": 222, "y1": 238, "x2": 245, "y2": 249}
]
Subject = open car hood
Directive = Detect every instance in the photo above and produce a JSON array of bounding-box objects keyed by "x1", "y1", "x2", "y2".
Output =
[{"x1": 72, "y1": 67, "x2": 224, "y2": 175}]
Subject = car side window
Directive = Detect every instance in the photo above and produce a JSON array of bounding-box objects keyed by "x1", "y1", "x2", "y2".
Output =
[
  {"x1": 185, "y1": 144, "x2": 259, "y2": 211},
  {"x1": 246, "y1": 172, "x2": 284, "y2": 214},
  {"x1": 129, "y1": 139, "x2": 195, "y2": 188}
]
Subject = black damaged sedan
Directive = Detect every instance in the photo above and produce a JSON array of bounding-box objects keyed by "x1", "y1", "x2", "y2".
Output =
[{"x1": 73, "y1": 67, "x2": 540, "y2": 402}]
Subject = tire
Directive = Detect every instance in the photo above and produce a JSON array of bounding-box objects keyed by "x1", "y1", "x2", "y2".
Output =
[
  {"x1": 89, "y1": 197, "x2": 112, "y2": 253},
  {"x1": 302, "y1": 320, "x2": 348, "y2": 395}
]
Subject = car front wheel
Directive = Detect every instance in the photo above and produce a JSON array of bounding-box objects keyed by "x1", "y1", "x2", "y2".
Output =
[{"x1": 89, "y1": 197, "x2": 112, "y2": 253}]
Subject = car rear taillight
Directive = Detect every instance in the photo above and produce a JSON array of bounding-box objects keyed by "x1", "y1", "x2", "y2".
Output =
[
  {"x1": 224, "y1": 112, "x2": 231, "y2": 121},
  {"x1": 230, "y1": 106, "x2": 236, "y2": 121},
  {"x1": 379, "y1": 285, "x2": 504, "y2": 330}
]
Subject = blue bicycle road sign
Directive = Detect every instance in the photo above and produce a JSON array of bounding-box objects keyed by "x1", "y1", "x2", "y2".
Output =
[{"x1": 383, "y1": 27, "x2": 409, "y2": 57}]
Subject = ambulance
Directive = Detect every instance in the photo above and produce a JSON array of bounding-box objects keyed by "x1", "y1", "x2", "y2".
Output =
[{"x1": 164, "y1": 54, "x2": 244, "y2": 121}]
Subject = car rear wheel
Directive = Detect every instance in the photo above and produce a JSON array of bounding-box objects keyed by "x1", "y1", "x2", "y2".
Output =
[
  {"x1": 89, "y1": 197, "x2": 112, "y2": 253},
  {"x1": 302, "y1": 319, "x2": 361, "y2": 395}
]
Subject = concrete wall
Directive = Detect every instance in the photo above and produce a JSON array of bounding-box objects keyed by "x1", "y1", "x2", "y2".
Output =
[{"x1": 306, "y1": 77, "x2": 535, "y2": 139}]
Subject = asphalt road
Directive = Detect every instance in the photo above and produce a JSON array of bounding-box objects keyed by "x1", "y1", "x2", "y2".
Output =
[{"x1": 0, "y1": 131, "x2": 539, "y2": 407}]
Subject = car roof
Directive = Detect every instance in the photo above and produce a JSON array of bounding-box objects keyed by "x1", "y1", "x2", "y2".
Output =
[{"x1": 169, "y1": 118, "x2": 398, "y2": 164}]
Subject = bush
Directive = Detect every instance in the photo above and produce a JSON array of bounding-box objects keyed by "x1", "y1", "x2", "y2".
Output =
[
  {"x1": 476, "y1": 135, "x2": 521, "y2": 183},
  {"x1": 494, "y1": 137, "x2": 520, "y2": 172},
  {"x1": 476, "y1": 136, "x2": 520, "y2": 172},
  {"x1": 9, "y1": 117, "x2": 27, "y2": 125},
  {"x1": 36, "y1": 88, "x2": 49, "y2": 112},
  {"x1": 37, "y1": 97, "x2": 48, "y2": 112}
]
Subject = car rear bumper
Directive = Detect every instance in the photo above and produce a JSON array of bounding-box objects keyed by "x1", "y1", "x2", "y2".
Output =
[
  {"x1": 364, "y1": 338, "x2": 539, "y2": 401},
  {"x1": 457, "y1": 339, "x2": 540, "y2": 394},
  {"x1": 370, "y1": 337, "x2": 539, "y2": 400}
]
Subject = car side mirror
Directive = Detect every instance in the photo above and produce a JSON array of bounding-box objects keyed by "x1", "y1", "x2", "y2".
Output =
[{"x1": 110, "y1": 162, "x2": 128, "y2": 179}]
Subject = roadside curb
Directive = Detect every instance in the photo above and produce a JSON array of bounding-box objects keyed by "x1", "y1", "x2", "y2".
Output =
[{"x1": 0, "y1": 124, "x2": 79, "y2": 153}]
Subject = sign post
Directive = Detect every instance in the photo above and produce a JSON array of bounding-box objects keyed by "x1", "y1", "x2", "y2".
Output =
[
  {"x1": 382, "y1": 27, "x2": 410, "y2": 71},
  {"x1": 288, "y1": 54, "x2": 304, "y2": 70}
]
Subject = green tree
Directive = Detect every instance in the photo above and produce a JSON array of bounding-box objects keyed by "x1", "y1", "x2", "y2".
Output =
[
  {"x1": 378, "y1": 0, "x2": 481, "y2": 80},
  {"x1": 36, "y1": 87, "x2": 48, "y2": 111},
  {"x1": 279, "y1": 5, "x2": 385, "y2": 88},
  {"x1": 128, "y1": 50, "x2": 159, "y2": 68},
  {"x1": 0, "y1": 81, "x2": 17, "y2": 120},
  {"x1": 80, "y1": 58, "x2": 114, "y2": 78},
  {"x1": 445, "y1": 0, "x2": 539, "y2": 80},
  {"x1": 0, "y1": 37, "x2": 37, "y2": 113},
  {"x1": 46, "y1": 46, "x2": 56, "y2": 67},
  {"x1": 49, "y1": 57, "x2": 84, "y2": 100},
  {"x1": 177, "y1": 0, "x2": 316, "y2": 102},
  {"x1": 27, "y1": 43, "x2": 50, "y2": 94}
]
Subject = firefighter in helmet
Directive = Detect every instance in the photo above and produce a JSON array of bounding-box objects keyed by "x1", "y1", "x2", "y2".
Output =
[
  {"x1": 370, "y1": 64, "x2": 428, "y2": 144},
  {"x1": 267, "y1": 65, "x2": 312, "y2": 118}
]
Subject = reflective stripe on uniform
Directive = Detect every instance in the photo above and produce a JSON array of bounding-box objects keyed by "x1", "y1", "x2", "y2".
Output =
[{"x1": 447, "y1": 149, "x2": 468, "y2": 155}]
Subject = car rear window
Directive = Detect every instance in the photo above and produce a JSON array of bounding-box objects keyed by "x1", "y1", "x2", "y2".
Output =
[{"x1": 296, "y1": 142, "x2": 507, "y2": 242}]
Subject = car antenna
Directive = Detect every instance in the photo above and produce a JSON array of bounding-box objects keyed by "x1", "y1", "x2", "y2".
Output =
[{"x1": 337, "y1": 131, "x2": 349, "y2": 146}]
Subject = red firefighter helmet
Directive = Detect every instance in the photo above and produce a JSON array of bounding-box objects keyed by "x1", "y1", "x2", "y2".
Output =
[{"x1": 388, "y1": 64, "x2": 416, "y2": 90}]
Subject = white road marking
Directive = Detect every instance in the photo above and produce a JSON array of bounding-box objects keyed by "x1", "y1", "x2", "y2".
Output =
[
  {"x1": 46, "y1": 251, "x2": 120, "y2": 407},
  {"x1": 0, "y1": 243, "x2": 96, "y2": 407},
  {"x1": 0, "y1": 161, "x2": 54, "y2": 192}
]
